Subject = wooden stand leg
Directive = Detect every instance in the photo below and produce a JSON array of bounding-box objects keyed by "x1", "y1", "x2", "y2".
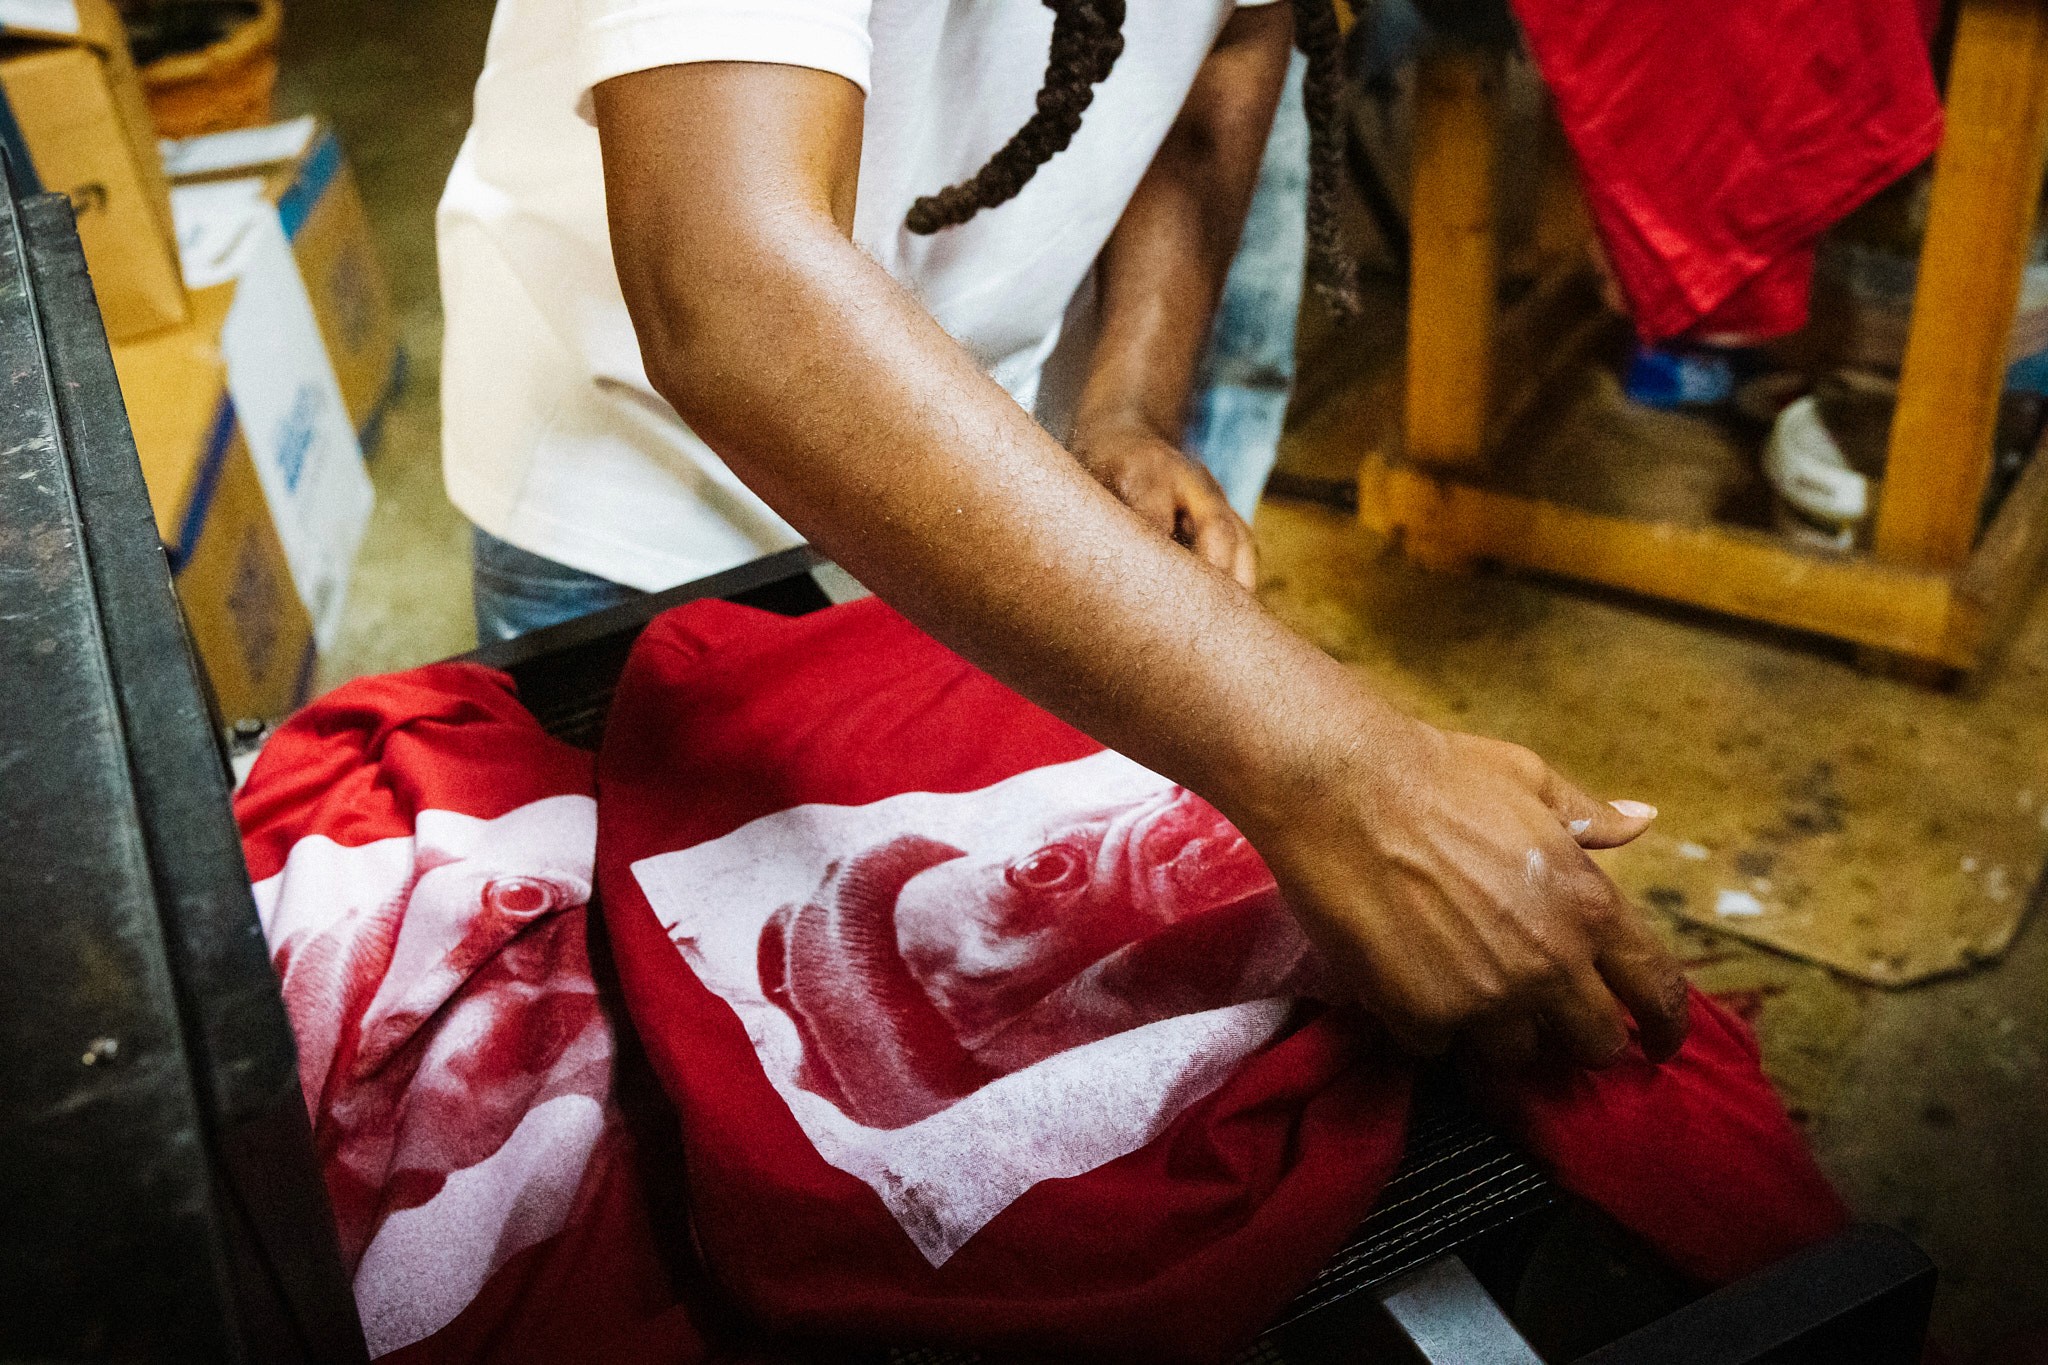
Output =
[
  {"x1": 1853, "y1": 646, "x2": 1959, "y2": 689},
  {"x1": 1401, "y1": 533, "x2": 1483, "y2": 575},
  {"x1": 1872, "y1": 0, "x2": 2048, "y2": 574},
  {"x1": 1357, "y1": 451, "x2": 1482, "y2": 573},
  {"x1": 1530, "y1": 100, "x2": 1590, "y2": 274},
  {"x1": 1405, "y1": 44, "x2": 1502, "y2": 470},
  {"x1": 1350, "y1": 0, "x2": 2048, "y2": 674}
]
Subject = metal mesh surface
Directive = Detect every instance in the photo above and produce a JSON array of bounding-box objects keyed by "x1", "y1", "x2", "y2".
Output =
[{"x1": 884, "y1": 1102, "x2": 1556, "y2": 1365}]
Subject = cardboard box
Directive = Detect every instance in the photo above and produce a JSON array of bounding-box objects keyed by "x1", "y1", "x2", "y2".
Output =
[
  {"x1": 162, "y1": 116, "x2": 402, "y2": 447},
  {"x1": 0, "y1": 0, "x2": 187, "y2": 340},
  {"x1": 171, "y1": 174, "x2": 375, "y2": 653},
  {"x1": 114, "y1": 284, "x2": 314, "y2": 721}
]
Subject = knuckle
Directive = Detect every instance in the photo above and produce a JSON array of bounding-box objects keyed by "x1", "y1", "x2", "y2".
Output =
[
  {"x1": 1494, "y1": 942, "x2": 1548, "y2": 992},
  {"x1": 1504, "y1": 916, "x2": 1575, "y2": 975},
  {"x1": 1505, "y1": 741, "x2": 1546, "y2": 775},
  {"x1": 1465, "y1": 968, "x2": 1515, "y2": 1013},
  {"x1": 1532, "y1": 957, "x2": 1575, "y2": 999},
  {"x1": 1528, "y1": 941, "x2": 1577, "y2": 988},
  {"x1": 1574, "y1": 891, "x2": 1621, "y2": 936},
  {"x1": 1558, "y1": 865, "x2": 1620, "y2": 920}
]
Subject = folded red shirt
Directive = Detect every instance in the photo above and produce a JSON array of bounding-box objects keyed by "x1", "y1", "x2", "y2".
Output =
[
  {"x1": 1513, "y1": 0, "x2": 1942, "y2": 340},
  {"x1": 597, "y1": 597, "x2": 1848, "y2": 1361},
  {"x1": 238, "y1": 664, "x2": 712, "y2": 1364}
]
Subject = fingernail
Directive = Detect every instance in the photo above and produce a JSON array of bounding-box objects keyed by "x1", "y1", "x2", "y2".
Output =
[{"x1": 1610, "y1": 799, "x2": 1658, "y2": 820}]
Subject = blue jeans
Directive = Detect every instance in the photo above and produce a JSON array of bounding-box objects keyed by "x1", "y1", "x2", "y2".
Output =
[
  {"x1": 1185, "y1": 52, "x2": 1309, "y2": 522},
  {"x1": 471, "y1": 526, "x2": 641, "y2": 642}
]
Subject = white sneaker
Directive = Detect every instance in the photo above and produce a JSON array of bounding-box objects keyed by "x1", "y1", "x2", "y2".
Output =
[{"x1": 1764, "y1": 395, "x2": 1867, "y2": 551}]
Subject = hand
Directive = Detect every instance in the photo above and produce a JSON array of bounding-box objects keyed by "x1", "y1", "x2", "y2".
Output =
[
  {"x1": 1070, "y1": 419, "x2": 1258, "y2": 591},
  {"x1": 1244, "y1": 718, "x2": 1691, "y2": 1068}
]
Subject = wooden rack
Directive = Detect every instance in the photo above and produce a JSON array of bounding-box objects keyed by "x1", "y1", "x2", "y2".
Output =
[{"x1": 1358, "y1": 0, "x2": 2048, "y2": 674}]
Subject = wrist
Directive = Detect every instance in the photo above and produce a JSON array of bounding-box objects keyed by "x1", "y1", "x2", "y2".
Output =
[
  {"x1": 1070, "y1": 398, "x2": 1180, "y2": 456},
  {"x1": 1189, "y1": 652, "x2": 1437, "y2": 850}
]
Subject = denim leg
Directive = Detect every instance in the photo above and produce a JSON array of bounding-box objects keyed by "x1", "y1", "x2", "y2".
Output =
[
  {"x1": 1186, "y1": 52, "x2": 1310, "y2": 523},
  {"x1": 470, "y1": 525, "x2": 644, "y2": 643}
]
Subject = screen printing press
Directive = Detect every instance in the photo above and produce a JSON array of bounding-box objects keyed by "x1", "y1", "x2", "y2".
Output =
[{"x1": 0, "y1": 160, "x2": 1939, "y2": 1364}]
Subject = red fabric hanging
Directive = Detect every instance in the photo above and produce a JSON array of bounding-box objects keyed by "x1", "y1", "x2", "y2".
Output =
[
  {"x1": 596, "y1": 596, "x2": 1848, "y2": 1362},
  {"x1": 1512, "y1": 0, "x2": 1944, "y2": 341}
]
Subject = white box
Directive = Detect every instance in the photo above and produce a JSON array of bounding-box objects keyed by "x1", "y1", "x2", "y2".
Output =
[{"x1": 171, "y1": 177, "x2": 373, "y2": 649}]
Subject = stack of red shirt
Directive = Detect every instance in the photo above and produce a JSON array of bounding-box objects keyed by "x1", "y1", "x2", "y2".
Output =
[{"x1": 240, "y1": 600, "x2": 1848, "y2": 1363}]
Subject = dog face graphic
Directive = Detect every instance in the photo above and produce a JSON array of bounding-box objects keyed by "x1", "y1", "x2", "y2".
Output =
[
  {"x1": 755, "y1": 783, "x2": 1306, "y2": 1130},
  {"x1": 634, "y1": 751, "x2": 1317, "y2": 1265}
]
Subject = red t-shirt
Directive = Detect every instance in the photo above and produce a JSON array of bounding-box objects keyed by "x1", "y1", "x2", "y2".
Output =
[
  {"x1": 1513, "y1": 0, "x2": 1941, "y2": 340},
  {"x1": 598, "y1": 597, "x2": 1847, "y2": 1360},
  {"x1": 238, "y1": 665, "x2": 713, "y2": 1364}
]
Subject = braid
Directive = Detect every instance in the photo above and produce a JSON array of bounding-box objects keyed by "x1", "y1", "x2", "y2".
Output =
[
  {"x1": 906, "y1": 0, "x2": 1127, "y2": 234},
  {"x1": 906, "y1": 0, "x2": 1360, "y2": 316},
  {"x1": 1288, "y1": 0, "x2": 1362, "y2": 314}
]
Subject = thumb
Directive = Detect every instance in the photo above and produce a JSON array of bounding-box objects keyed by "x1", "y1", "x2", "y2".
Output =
[
  {"x1": 1184, "y1": 487, "x2": 1255, "y2": 589},
  {"x1": 1540, "y1": 770, "x2": 1657, "y2": 849}
]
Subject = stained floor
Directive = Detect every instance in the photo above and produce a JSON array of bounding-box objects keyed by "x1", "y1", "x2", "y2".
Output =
[{"x1": 281, "y1": 2, "x2": 2046, "y2": 1355}]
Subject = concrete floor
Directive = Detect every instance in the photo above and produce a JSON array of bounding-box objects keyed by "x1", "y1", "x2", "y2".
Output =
[
  {"x1": 282, "y1": 2, "x2": 2046, "y2": 1355},
  {"x1": 277, "y1": 0, "x2": 487, "y2": 682}
]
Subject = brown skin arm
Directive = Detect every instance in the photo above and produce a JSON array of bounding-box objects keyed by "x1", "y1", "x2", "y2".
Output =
[
  {"x1": 592, "y1": 59, "x2": 1691, "y2": 1067},
  {"x1": 1069, "y1": 3, "x2": 1293, "y2": 591}
]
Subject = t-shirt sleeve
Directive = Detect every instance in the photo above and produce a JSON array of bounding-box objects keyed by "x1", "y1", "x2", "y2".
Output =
[{"x1": 575, "y1": 0, "x2": 875, "y2": 118}]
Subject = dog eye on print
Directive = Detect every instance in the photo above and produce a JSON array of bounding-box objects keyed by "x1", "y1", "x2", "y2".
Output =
[{"x1": 635, "y1": 750, "x2": 1317, "y2": 1265}]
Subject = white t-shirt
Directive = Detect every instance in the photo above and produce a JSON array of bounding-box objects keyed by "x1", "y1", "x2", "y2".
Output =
[{"x1": 438, "y1": 0, "x2": 1255, "y2": 590}]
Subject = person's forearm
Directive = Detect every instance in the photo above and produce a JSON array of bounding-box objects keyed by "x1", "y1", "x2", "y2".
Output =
[
  {"x1": 656, "y1": 225, "x2": 1396, "y2": 835},
  {"x1": 600, "y1": 77, "x2": 1405, "y2": 842},
  {"x1": 1075, "y1": 3, "x2": 1293, "y2": 443},
  {"x1": 597, "y1": 61, "x2": 1693, "y2": 1065}
]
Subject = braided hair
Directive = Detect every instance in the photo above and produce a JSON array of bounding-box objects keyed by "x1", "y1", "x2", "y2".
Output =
[{"x1": 905, "y1": 0, "x2": 1362, "y2": 315}]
